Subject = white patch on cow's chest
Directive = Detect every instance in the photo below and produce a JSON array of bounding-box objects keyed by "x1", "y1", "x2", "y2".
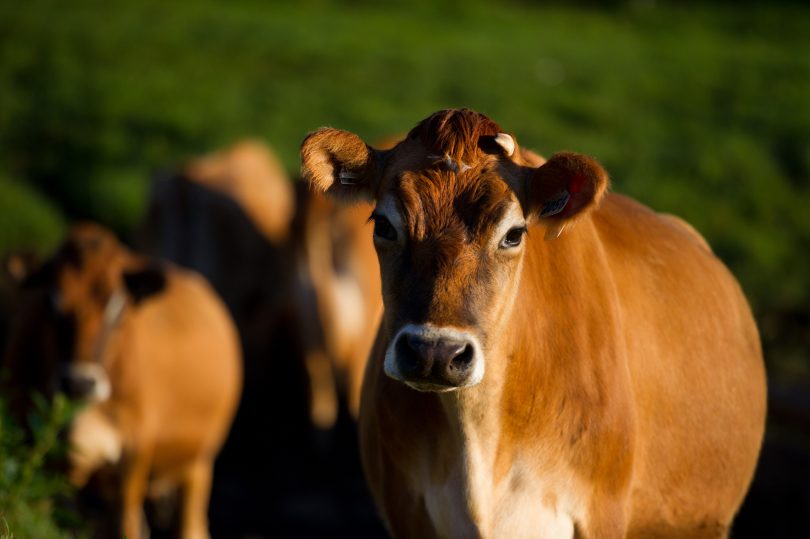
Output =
[
  {"x1": 490, "y1": 461, "x2": 576, "y2": 539},
  {"x1": 68, "y1": 406, "x2": 122, "y2": 487},
  {"x1": 420, "y1": 449, "x2": 576, "y2": 539}
]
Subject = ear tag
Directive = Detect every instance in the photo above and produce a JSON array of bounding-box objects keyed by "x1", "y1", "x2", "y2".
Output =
[
  {"x1": 544, "y1": 222, "x2": 566, "y2": 240},
  {"x1": 540, "y1": 190, "x2": 570, "y2": 218},
  {"x1": 338, "y1": 169, "x2": 359, "y2": 185}
]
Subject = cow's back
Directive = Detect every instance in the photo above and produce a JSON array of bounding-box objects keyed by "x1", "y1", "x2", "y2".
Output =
[
  {"x1": 592, "y1": 193, "x2": 766, "y2": 533},
  {"x1": 123, "y1": 267, "x2": 242, "y2": 472}
]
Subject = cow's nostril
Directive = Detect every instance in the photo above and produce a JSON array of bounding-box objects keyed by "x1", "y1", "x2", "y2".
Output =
[
  {"x1": 397, "y1": 334, "x2": 428, "y2": 377},
  {"x1": 68, "y1": 375, "x2": 96, "y2": 399},
  {"x1": 448, "y1": 344, "x2": 474, "y2": 372}
]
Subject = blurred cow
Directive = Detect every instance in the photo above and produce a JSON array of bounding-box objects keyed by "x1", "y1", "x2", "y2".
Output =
[
  {"x1": 140, "y1": 139, "x2": 383, "y2": 430},
  {"x1": 291, "y1": 186, "x2": 382, "y2": 427},
  {"x1": 3, "y1": 223, "x2": 242, "y2": 539},
  {"x1": 137, "y1": 139, "x2": 385, "y2": 535}
]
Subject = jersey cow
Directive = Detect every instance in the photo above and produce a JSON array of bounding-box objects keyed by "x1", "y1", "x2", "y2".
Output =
[
  {"x1": 292, "y1": 186, "x2": 382, "y2": 426},
  {"x1": 141, "y1": 140, "x2": 382, "y2": 430},
  {"x1": 3, "y1": 223, "x2": 241, "y2": 539},
  {"x1": 301, "y1": 109, "x2": 766, "y2": 538}
]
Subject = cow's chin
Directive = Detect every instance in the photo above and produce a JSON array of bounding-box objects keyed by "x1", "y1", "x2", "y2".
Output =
[
  {"x1": 384, "y1": 362, "x2": 486, "y2": 393},
  {"x1": 400, "y1": 379, "x2": 468, "y2": 393}
]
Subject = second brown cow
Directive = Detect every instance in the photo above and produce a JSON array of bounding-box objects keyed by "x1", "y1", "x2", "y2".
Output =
[{"x1": 3, "y1": 223, "x2": 241, "y2": 539}]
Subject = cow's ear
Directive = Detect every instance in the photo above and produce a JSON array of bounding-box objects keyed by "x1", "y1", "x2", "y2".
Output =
[
  {"x1": 122, "y1": 264, "x2": 167, "y2": 305},
  {"x1": 301, "y1": 128, "x2": 385, "y2": 203},
  {"x1": 528, "y1": 152, "x2": 609, "y2": 239},
  {"x1": 2, "y1": 252, "x2": 40, "y2": 286}
]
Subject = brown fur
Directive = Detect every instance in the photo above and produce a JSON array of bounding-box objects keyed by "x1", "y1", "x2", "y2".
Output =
[
  {"x1": 301, "y1": 109, "x2": 766, "y2": 538},
  {"x1": 183, "y1": 139, "x2": 294, "y2": 242},
  {"x1": 3, "y1": 224, "x2": 242, "y2": 539},
  {"x1": 144, "y1": 138, "x2": 381, "y2": 431},
  {"x1": 291, "y1": 187, "x2": 382, "y2": 425}
]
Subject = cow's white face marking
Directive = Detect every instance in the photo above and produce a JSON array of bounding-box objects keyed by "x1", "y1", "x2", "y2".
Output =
[{"x1": 491, "y1": 202, "x2": 527, "y2": 252}]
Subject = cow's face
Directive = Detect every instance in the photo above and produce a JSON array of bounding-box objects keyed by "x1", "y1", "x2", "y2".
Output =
[
  {"x1": 7, "y1": 224, "x2": 165, "y2": 402},
  {"x1": 302, "y1": 109, "x2": 607, "y2": 392},
  {"x1": 369, "y1": 165, "x2": 526, "y2": 391}
]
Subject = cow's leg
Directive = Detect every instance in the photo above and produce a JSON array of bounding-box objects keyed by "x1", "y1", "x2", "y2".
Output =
[
  {"x1": 305, "y1": 349, "x2": 338, "y2": 429},
  {"x1": 575, "y1": 497, "x2": 628, "y2": 539},
  {"x1": 120, "y1": 449, "x2": 152, "y2": 539},
  {"x1": 179, "y1": 456, "x2": 214, "y2": 539}
]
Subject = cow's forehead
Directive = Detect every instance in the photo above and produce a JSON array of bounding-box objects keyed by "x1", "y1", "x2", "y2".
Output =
[
  {"x1": 387, "y1": 164, "x2": 517, "y2": 241},
  {"x1": 374, "y1": 109, "x2": 525, "y2": 240}
]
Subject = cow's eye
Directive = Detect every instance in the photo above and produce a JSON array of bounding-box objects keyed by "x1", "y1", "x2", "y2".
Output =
[
  {"x1": 372, "y1": 214, "x2": 397, "y2": 242},
  {"x1": 500, "y1": 226, "x2": 527, "y2": 249}
]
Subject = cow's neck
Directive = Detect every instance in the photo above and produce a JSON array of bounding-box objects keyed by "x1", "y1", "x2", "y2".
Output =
[
  {"x1": 427, "y1": 222, "x2": 620, "y2": 535},
  {"x1": 432, "y1": 341, "x2": 511, "y2": 535}
]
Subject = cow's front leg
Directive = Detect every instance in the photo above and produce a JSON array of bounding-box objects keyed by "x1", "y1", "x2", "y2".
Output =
[
  {"x1": 120, "y1": 448, "x2": 152, "y2": 539},
  {"x1": 179, "y1": 456, "x2": 214, "y2": 539}
]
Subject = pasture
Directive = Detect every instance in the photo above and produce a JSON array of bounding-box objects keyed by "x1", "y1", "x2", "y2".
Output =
[{"x1": 0, "y1": 0, "x2": 808, "y2": 537}]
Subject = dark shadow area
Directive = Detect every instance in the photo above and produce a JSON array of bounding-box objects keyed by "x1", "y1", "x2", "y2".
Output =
[{"x1": 732, "y1": 382, "x2": 810, "y2": 538}]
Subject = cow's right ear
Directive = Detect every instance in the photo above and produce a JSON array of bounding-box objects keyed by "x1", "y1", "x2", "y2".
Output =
[
  {"x1": 300, "y1": 128, "x2": 384, "y2": 202},
  {"x1": 122, "y1": 264, "x2": 167, "y2": 306}
]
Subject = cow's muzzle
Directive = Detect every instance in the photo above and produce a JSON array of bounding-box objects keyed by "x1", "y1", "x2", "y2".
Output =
[
  {"x1": 63, "y1": 363, "x2": 112, "y2": 402},
  {"x1": 385, "y1": 324, "x2": 484, "y2": 391}
]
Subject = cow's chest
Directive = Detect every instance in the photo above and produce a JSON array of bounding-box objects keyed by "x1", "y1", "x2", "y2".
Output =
[{"x1": 412, "y1": 448, "x2": 576, "y2": 539}]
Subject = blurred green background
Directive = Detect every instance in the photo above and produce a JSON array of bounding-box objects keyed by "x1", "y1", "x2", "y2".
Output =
[{"x1": 0, "y1": 0, "x2": 808, "y2": 383}]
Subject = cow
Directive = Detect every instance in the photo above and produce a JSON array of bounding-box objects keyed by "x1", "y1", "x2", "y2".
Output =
[
  {"x1": 2, "y1": 223, "x2": 242, "y2": 539},
  {"x1": 291, "y1": 173, "x2": 384, "y2": 427},
  {"x1": 141, "y1": 139, "x2": 382, "y2": 430},
  {"x1": 300, "y1": 108, "x2": 767, "y2": 538}
]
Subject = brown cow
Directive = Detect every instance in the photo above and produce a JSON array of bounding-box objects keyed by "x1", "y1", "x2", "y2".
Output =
[
  {"x1": 3, "y1": 223, "x2": 241, "y2": 539},
  {"x1": 142, "y1": 139, "x2": 382, "y2": 430},
  {"x1": 291, "y1": 186, "x2": 382, "y2": 427},
  {"x1": 301, "y1": 109, "x2": 766, "y2": 538}
]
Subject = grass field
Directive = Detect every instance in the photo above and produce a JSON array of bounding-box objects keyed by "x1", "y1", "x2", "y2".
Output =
[{"x1": 0, "y1": 0, "x2": 808, "y2": 373}]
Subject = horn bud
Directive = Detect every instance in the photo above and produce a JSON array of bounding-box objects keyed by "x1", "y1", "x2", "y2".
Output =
[{"x1": 494, "y1": 133, "x2": 515, "y2": 157}]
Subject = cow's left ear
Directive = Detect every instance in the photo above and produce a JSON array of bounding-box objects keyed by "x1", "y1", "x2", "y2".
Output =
[
  {"x1": 528, "y1": 152, "x2": 609, "y2": 239},
  {"x1": 301, "y1": 128, "x2": 386, "y2": 203},
  {"x1": 122, "y1": 264, "x2": 167, "y2": 305},
  {"x1": 2, "y1": 252, "x2": 40, "y2": 286}
]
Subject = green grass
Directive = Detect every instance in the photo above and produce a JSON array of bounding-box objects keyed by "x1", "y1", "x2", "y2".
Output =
[
  {"x1": 0, "y1": 0, "x2": 808, "y2": 379},
  {"x1": 0, "y1": 394, "x2": 85, "y2": 539}
]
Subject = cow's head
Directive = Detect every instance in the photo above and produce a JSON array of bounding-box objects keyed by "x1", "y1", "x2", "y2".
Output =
[
  {"x1": 6, "y1": 223, "x2": 166, "y2": 402},
  {"x1": 302, "y1": 109, "x2": 608, "y2": 392}
]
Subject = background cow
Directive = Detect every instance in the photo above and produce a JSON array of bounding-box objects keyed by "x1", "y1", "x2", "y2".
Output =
[
  {"x1": 138, "y1": 141, "x2": 385, "y2": 536},
  {"x1": 302, "y1": 108, "x2": 767, "y2": 538},
  {"x1": 2, "y1": 223, "x2": 242, "y2": 539}
]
